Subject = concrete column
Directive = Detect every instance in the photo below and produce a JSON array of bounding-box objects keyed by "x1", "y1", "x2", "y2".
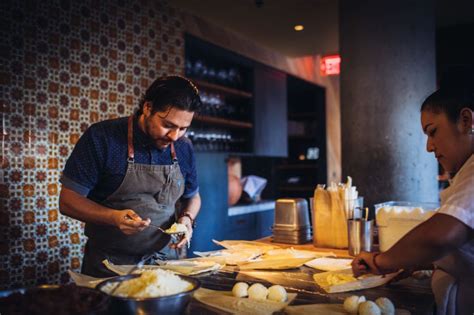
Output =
[{"x1": 340, "y1": 0, "x2": 439, "y2": 207}]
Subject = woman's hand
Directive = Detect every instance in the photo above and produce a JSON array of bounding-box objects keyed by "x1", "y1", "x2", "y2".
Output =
[
  {"x1": 351, "y1": 251, "x2": 379, "y2": 277},
  {"x1": 112, "y1": 210, "x2": 150, "y2": 235},
  {"x1": 352, "y1": 251, "x2": 399, "y2": 277}
]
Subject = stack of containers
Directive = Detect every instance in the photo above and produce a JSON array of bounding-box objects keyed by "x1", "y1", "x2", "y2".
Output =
[{"x1": 272, "y1": 198, "x2": 312, "y2": 244}]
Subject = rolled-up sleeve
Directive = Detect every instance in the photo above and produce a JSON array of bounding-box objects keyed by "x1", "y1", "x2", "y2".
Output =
[
  {"x1": 438, "y1": 156, "x2": 474, "y2": 229},
  {"x1": 60, "y1": 125, "x2": 107, "y2": 196}
]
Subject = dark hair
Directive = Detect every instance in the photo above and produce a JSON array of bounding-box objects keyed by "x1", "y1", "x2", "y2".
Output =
[
  {"x1": 421, "y1": 66, "x2": 474, "y2": 123},
  {"x1": 137, "y1": 76, "x2": 202, "y2": 115}
]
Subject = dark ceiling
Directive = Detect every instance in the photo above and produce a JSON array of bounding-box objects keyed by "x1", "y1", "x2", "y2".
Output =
[{"x1": 172, "y1": 0, "x2": 474, "y2": 58}]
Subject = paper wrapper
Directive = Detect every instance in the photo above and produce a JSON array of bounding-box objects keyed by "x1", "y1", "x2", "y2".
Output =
[
  {"x1": 313, "y1": 177, "x2": 358, "y2": 249},
  {"x1": 102, "y1": 259, "x2": 221, "y2": 276},
  {"x1": 68, "y1": 270, "x2": 112, "y2": 288},
  {"x1": 194, "y1": 288, "x2": 297, "y2": 315},
  {"x1": 238, "y1": 258, "x2": 313, "y2": 270},
  {"x1": 312, "y1": 269, "x2": 400, "y2": 293},
  {"x1": 213, "y1": 240, "x2": 280, "y2": 252},
  {"x1": 261, "y1": 248, "x2": 329, "y2": 260},
  {"x1": 193, "y1": 249, "x2": 262, "y2": 265},
  {"x1": 304, "y1": 257, "x2": 352, "y2": 272}
]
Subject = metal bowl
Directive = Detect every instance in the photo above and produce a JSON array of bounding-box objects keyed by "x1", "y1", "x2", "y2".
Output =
[
  {"x1": 96, "y1": 273, "x2": 201, "y2": 315},
  {"x1": 0, "y1": 284, "x2": 109, "y2": 315}
]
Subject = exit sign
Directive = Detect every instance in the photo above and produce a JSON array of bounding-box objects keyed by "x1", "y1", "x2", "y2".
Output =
[{"x1": 321, "y1": 54, "x2": 341, "y2": 76}]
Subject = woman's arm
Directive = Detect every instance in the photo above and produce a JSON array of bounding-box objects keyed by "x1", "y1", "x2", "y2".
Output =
[{"x1": 352, "y1": 213, "x2": 472, "y2": 276}]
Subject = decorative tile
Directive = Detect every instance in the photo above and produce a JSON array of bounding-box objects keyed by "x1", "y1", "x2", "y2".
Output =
[{"x1": 0, "y1": 0, "x2": 184, "y2": 289}]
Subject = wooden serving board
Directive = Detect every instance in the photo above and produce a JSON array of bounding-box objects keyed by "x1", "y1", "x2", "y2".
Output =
[
  {"x1": 285, "y1": 303, "x2": 410, "y2": 315},
  {"x1": 193, "y1": 288, "x2": 297, "y2": 315},
  {"x1": 313, "y1": 269, "x2": 400, "y2": 293}
]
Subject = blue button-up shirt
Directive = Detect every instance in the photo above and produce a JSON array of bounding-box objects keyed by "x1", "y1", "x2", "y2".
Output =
[{"x1": 60, "y1": 115, "x2": 199, "y2": 203}]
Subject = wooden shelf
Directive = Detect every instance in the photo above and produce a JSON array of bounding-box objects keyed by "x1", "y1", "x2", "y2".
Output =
[
  {"x1": 277, "y1": 164, "x2": 318, "y2": 170},
  {"x1": 288, "y1": 112, "x2": 318, "y2": 120},
  {"x1": 192, "y1": 79, "x2": 253, "y2": 98},
  {"x1": 194, "y1": 115, "x2": 253, "y2": 129},
  {"x1": 278, "y1": 186, "x2": 315, "y2": 192}
]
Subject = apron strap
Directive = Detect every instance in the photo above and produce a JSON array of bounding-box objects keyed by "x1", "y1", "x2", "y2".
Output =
[
  {"x1": 170, "y1": 142, "x2": 178, "y2": 163},
  {"x1": 127, "y1": 115, "x2": 134, "y2": 163}
]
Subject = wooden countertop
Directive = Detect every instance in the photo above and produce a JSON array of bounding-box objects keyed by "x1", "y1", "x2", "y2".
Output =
[
  {"x1": 189, "y1": 238, "x2": 435, "y2": 314},
  {"x1": 257, "y1": 236, "x2": 353, "y2": 258}
]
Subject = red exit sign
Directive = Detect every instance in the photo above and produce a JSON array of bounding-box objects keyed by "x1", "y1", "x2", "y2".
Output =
[{"x1": 320, "y1": 54, "x2": 341, "y2": 76}]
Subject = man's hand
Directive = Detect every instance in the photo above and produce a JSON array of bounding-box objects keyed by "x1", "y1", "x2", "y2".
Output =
[
  {"x1": 170, "y1": 215, "x2": 193, "y2": 248},
  {"x1": 112, "y1": 210, "x2": 150, "y2": 235}
]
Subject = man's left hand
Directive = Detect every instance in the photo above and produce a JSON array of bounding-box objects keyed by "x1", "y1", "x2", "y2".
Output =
[{"x1": 170, "y1": 215, "x2": 193, "y2": 248}]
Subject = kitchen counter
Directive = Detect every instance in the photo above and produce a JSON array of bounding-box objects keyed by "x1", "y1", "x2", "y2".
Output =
[{"x1": 189, "y1": 238, "x2": 435, "y2": 314}]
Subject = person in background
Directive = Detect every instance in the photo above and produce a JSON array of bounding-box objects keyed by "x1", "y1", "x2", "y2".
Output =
[
  {"x1": 352, "y1": 71, "x2": 473, "y2": 315},
  {"x1": 59, "y1": 76, "x2": 202, "y2": 277}
]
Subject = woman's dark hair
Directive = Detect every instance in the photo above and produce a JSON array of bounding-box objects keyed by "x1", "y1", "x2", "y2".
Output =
[
  {"x1": 137, "y1": 76, "x2": 202, "y2": 115},
  {"x1": 421, "y1": 66, "x2": 474, "y2": 123}
]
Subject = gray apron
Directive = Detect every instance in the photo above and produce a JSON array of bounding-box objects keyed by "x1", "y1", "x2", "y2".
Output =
[{"x1": 82, "y1": 115, "x2": 185, "y2": 277}]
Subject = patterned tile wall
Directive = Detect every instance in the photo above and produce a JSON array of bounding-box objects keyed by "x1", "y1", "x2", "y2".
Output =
[{"x1": 0, "y1": 0, "x2": 184, "y2": 289}]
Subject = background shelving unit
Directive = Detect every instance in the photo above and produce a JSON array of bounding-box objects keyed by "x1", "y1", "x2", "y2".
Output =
[
  {"x1": 185, "y1": 34, "x2": 254, "y2": 153},
  {"x1": 275, "y1": 76, "x2": 327, "y2": 198}
]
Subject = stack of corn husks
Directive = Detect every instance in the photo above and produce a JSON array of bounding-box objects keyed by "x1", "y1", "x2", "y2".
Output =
[{"x1": 312, "y1": 177, "x2": 358, "y2": 248}]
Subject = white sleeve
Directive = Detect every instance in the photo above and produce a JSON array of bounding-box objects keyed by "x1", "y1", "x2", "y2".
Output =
[{"x1": 438, "y1": 166, "x2": 474, "y2": 229}]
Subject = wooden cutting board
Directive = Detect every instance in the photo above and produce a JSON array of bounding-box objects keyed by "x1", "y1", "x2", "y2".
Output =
[{"x1": 313, "y1": 269, "x2": 400, "y2": 293}]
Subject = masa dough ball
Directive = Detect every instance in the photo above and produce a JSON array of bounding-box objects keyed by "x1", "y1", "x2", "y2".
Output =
[
  {"x1": 343, "y1": 295, "x2": 366, "y2": 314},
  {"x1": 375, "y1": 297, "x2": 395, "y2": 315},
  {"x1": 267, "y1": 285, "x2": 287, "y2": 302},
  {"x1": 359, "y1": 301, "x2": 382, "y2": 315},
  {"x1": 248, "y1": 283, "x2": 268, "y2": 301},
  {"x1": 232, "y1": 282, "x2": 249, "y2": 298}
]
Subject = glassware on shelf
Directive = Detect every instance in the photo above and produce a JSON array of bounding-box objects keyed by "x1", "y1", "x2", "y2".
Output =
[
  {"x1": 186, "y1": 129, "x2": 247, "y2": 152},
  {"x1": 199, "y1": 91, "x2": 229, "y2": 118},
  {"x1": 217, "y1": 69, "x2": 228, "y2": 83},
  {"x1": 185, "y1": 59, "x2": 244, "y2": 89},
  {"x1": 206, "y1": 67, "x2": 216, "y2": 82}
]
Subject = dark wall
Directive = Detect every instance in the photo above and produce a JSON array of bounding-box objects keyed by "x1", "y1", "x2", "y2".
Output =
[
  {"x1": 339, "y1": 0, "x2": 439, "y2": 208},
  {"x1": 436, "y1": 23, "x2": 474, "y2": 78}
]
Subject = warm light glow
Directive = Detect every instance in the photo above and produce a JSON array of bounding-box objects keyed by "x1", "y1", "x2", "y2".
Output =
[
  {"x1": 294, "y1": 25, "x2": 304, "y2": 31},
  {"x1": 320, "y1": 54, "x2": 341, "y2": 76}
]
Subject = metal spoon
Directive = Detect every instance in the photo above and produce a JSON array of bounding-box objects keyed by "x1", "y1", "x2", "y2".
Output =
[
  {"x1": 146, "y1": 222, "x2": 185, "y2": 259},
  {"x1": 125, "y1": 215, "x2": 186, "y2": 259}
]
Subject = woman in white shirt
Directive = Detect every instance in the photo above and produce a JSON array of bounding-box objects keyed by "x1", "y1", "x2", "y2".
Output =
[{"x1": 352, "y1": 79, "x2": 473, "y2": 315}]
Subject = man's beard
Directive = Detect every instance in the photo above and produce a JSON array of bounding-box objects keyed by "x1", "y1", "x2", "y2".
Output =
[{"x1": 144, "y1": 116, "x2": 171, "y2": 148}]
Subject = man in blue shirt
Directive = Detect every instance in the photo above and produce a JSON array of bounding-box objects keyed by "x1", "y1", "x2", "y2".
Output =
[{"x1": 59, "y1": 76, "x2": 202, "y2": 277}]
